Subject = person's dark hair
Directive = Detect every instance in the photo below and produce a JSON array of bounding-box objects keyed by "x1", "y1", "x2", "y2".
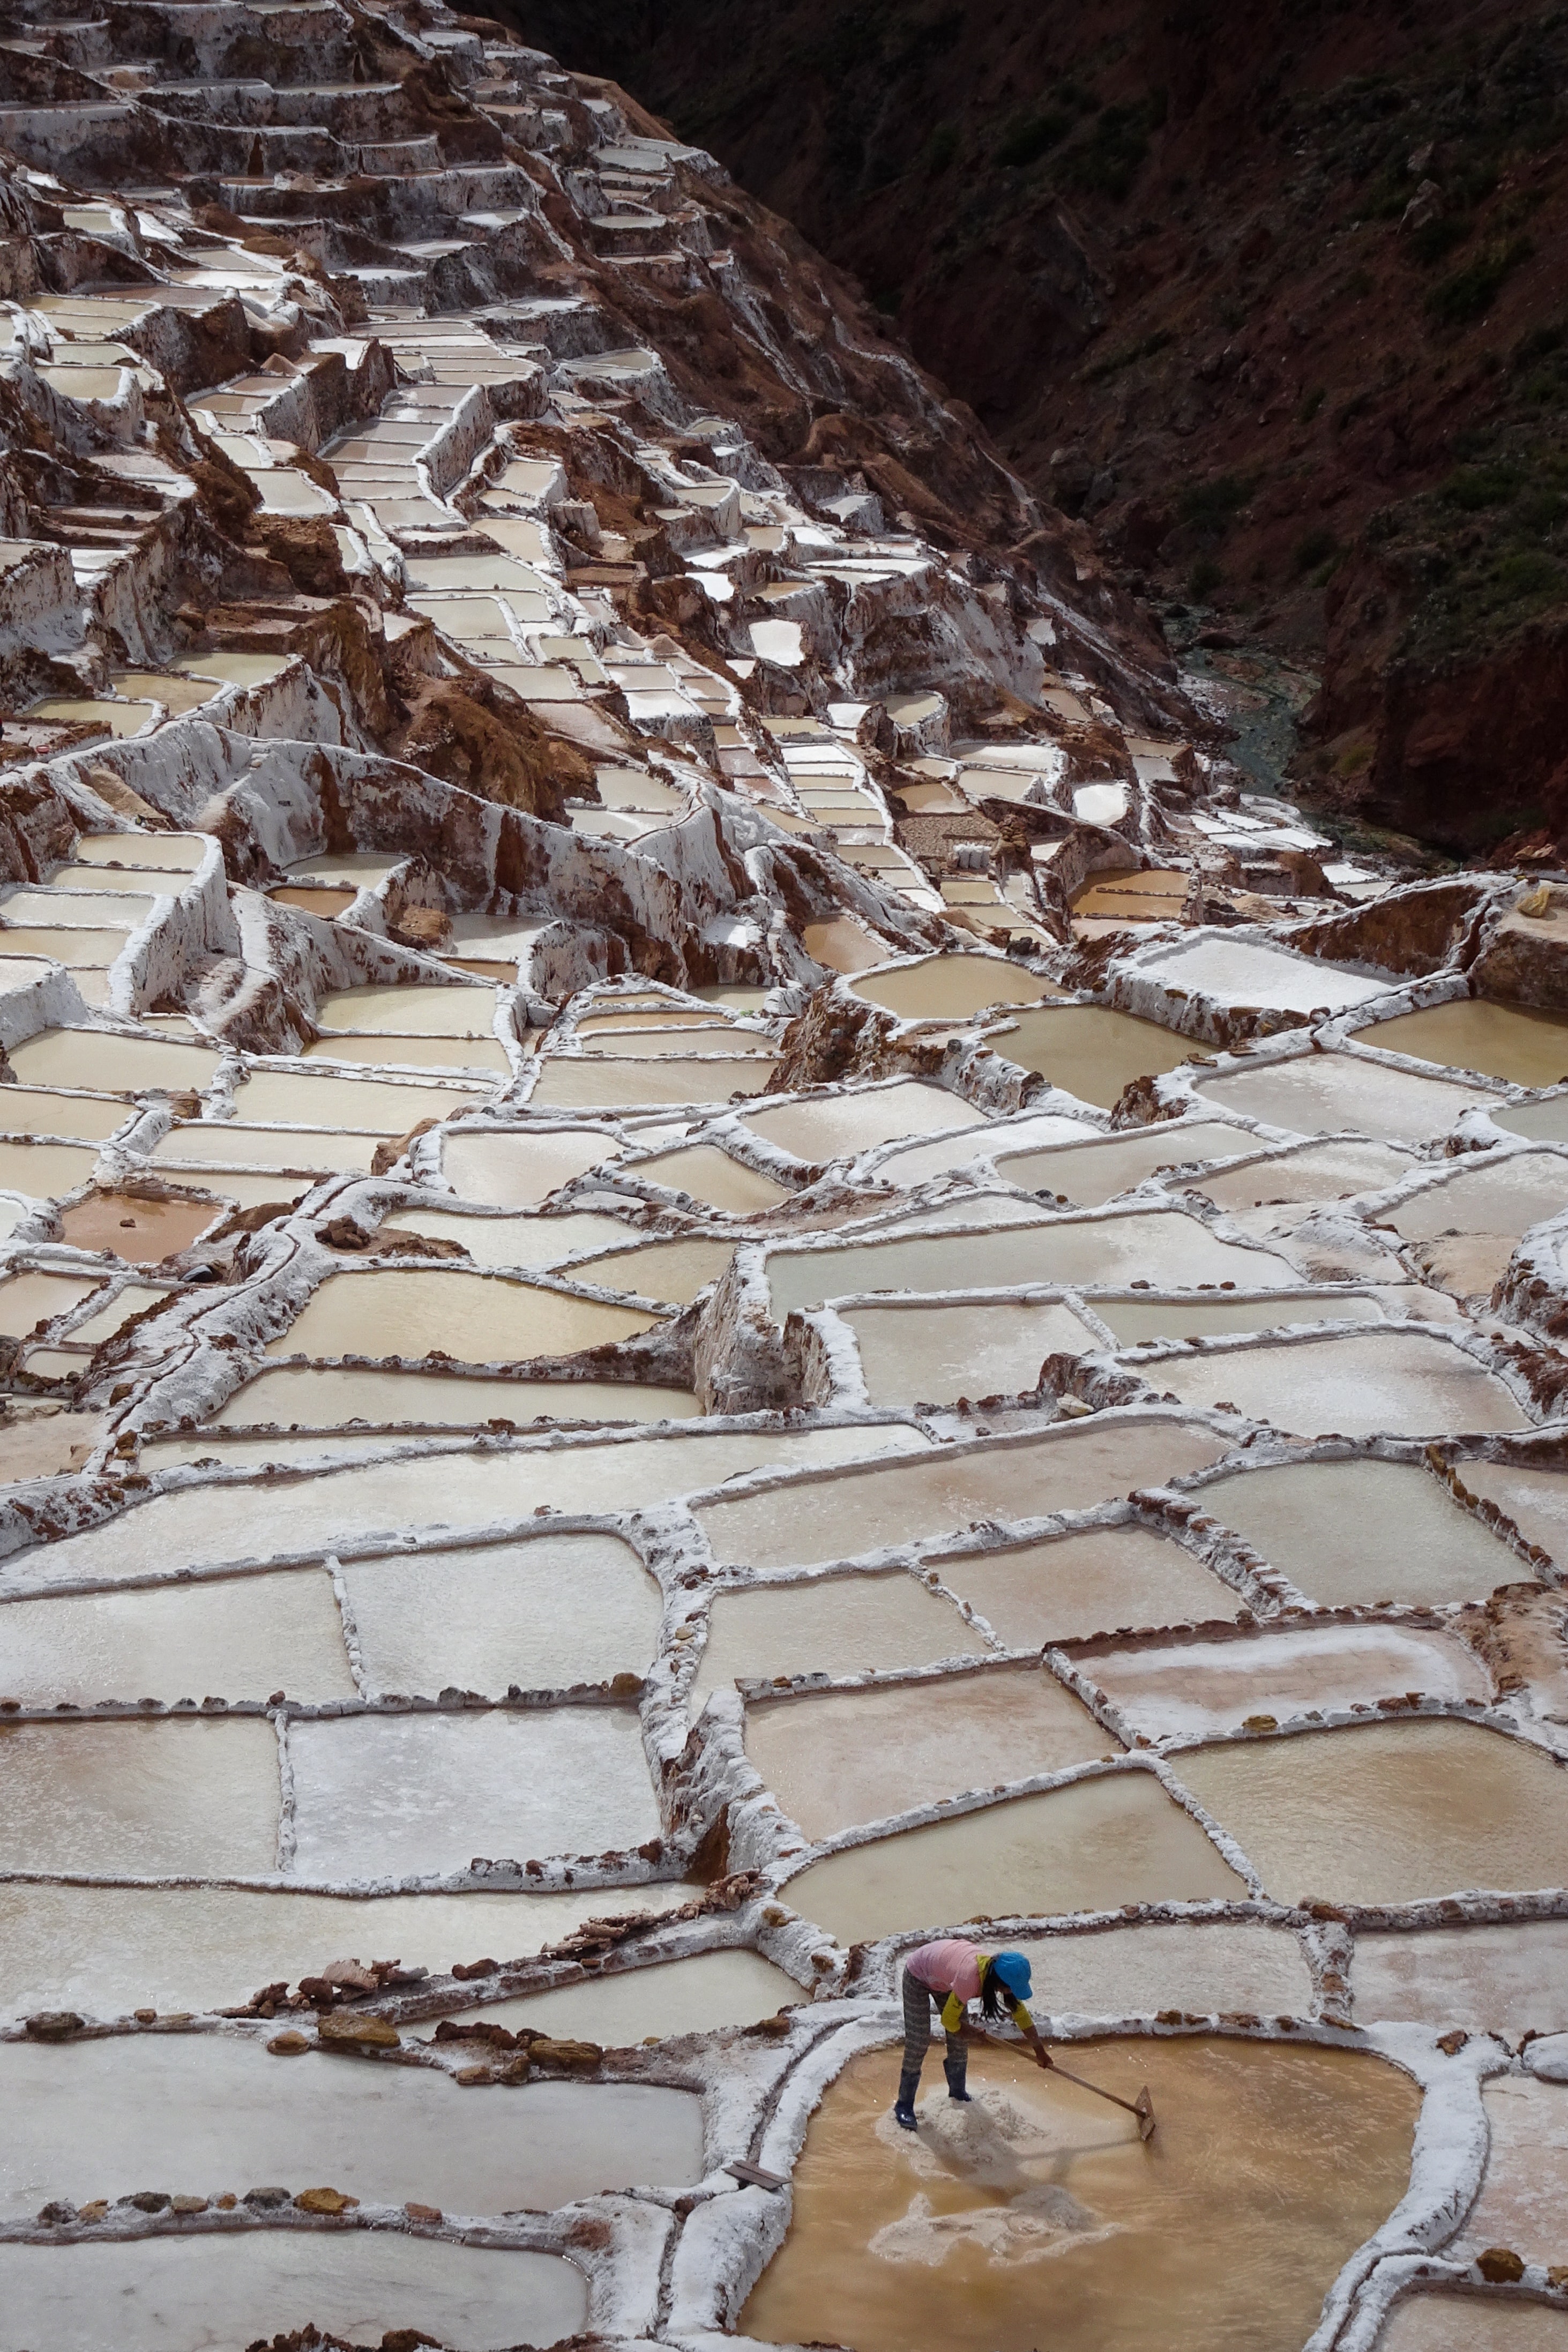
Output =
[{"x1": 980, "y1": 1961, "x2": 1014, "y2": 2021}]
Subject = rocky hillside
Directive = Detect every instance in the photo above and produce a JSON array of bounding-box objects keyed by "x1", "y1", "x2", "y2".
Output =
[{"x1": 499, "y1": 0, "x2": 1568, "y2": 858}]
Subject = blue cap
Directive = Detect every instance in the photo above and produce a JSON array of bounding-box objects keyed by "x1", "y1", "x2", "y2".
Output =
[{"x1": 990, "y1": 1951, "x2": 1033, "y2": 2002}]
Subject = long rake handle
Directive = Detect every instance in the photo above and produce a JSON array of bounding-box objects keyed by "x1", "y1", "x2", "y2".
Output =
[{"x1": 1043, "y1": 2058, "x2": 1147, "y2": 2119}]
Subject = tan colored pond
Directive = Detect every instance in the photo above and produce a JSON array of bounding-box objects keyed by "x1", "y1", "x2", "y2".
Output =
[
  {"x1": 380, "y1": 1206, "x2": 633, "y2": 1267},
  {"x1": 210, "y1": 1362, "x2": 696, "y2": 1429},
  {"x1": 0, "y1": 1087, "x2": 131, "y2": 1143},
  {"x1": 1096, "y1": 1293, "x2": 1387, "y2": 1346},
  {"x1": 574, "y1": 1003, "x2": 722, "y2": 1032},
  {"x1": 742, "y1": 2036, "x2": 1418, "y2": 2352},
  {"x1": 748, "y1": 1666, "x2": 1117, "y2": 1842},
  {"x1": 1197, "y1": 1458, "x2": 1525, "y2": 1604},
  {"x1": 0, "y1": 1879, "x2": 703, "y2": 2024},
  {"x1": 1454, "y1": 1460, "x2": 1568, "y2": 1565},
  {"x1": 531, "y1": 1056, "x2": 774, "y2": 1108},
  {"x1": 1088, "y1": 1621, "x2": 1489, "y2": 1742},
  {"x1": 0, "y1": 1407, "x2": 104, "y2": 1485},
  {"x1": 73, "y1": 832, "x2": 208, "y2": 874},
  {"x1": 936, "y1": 1525, "x2": 1243, "y2": 1647},
  {"x1": 1190, "y1": 1138, "x2": 1416, "y2": 1208},
  {"x1": 57, "y1": 1191, "x2": 223, "y2": 1261},
  {"x1": 0, "y1": 1138, "x2": 96, "y2": 1199},
  {"x1": 744, "y1": 1081, "x2": 985, "y2": 1163},
  {"x1": 0, "y1": 2033, "x2": 702, "y2": 2221},
  {"x1": 0, "y1": 1271, "x2": 103, "y2": 1336},
  {"x1": 850, "y1": 955, "x2": 1061, "y2": 1020},
  {"x1": 1364, "y1": 998, "x2": 1568, "y2": 1088},
  {"x1": 442, "y1": 1124, "x2": 617, "y2": 1204},
  {"x1": 1378, "y1": 2295, "x2": 1568, "y2": 2351},
  {"x1": 1196, "y1": 1053, "x2": 1492, "y2": 1143},
  {"x1": 574, "y1": 1236, "x2": 735, "y2": 1303},
  {"x1": 303, "y1": 1031, "x2": 512, "y2": 1074},
  {"x1": 782, "y1": 1768, "x2": 1243, "y2": 1943},
  {"x1": 288, "y1": 1707, "x2": 660, "y2": 1877},
  {"x1": 692, "y1": 1572, "x2": 976, "y2": 1706},
  {"x1": 1390, "y1": 1152, "x2": 1568, "y2": 1242},
  {"x1": 9, "y1": 1028, "x2": 219, "y2": 1095},
  {"x1": 460, "y1": 1944, "x2": 801, "y2": 2044},
  {"x1": 339, "y1": 1530, "x2": 662, "y2": 1696},
  {"x1": 990, "y1": 1007, "x2": 1195, "y2": 1109},
  {"x1": 233, "y1": 1070, "x2": 486, "y2": 1132},
  {"x1": 804, "y1": 916, "x2": 887, "y2": 973},
  {"x1": 843, "y1": 1298, "x2": 1097, "y2": 1405},
  {"x1": 0, "y1": 2236, "x2": 586, "y2": 2352},
  {"x1": 265, "y1": 1267, "x2": 657, "y2": 1363},
  {"x1": 631, "y1": 1143, "x2": 790, "y2": 1211},
  {"x1": 0, "y1": 1569, "x2": 355, "y2": 1707},
  {"x1": 0, "y1": 1718, "x2": 278, "y2": 1876},
  {"x1": 697, "y1": 1418, "x2": 1228, "y2": 1571},
  {"x1": 767, "y1": 1209, "x2": 1292, "y2": 1316},
  {"x1": 998, "y1": 1122, "x2": 1253, "y2": 1207},
  {"x1": 1454, "y1": 2074, "x2": 1568, "y2": 2272},
  {"x1": 152, "y1": 1124, "x2": 380, "y2": 1174},
  {"x1": 1172, "y1": 1721, "x2": 1568, "y2": 1903},
  {"x1": 0, "y1": 924, "x2": 128, "y2": 965},
  {"x1": 271, "y1": 883, "x2": 356, "y2": 917},
  {"x1": 1152, "y1": 1330, "x2": 1530, "y2": 1438},
  {"x1": 1496, "y1": 1094, "x2": 1568, "y2": 1145},
  {"x1": 579, "y1": 1024, "x2": 769, "y2": 1059}
]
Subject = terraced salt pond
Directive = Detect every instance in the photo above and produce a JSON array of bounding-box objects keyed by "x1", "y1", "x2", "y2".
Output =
[
  {"x1": 1196, "y1": 1052, "x2": 1493, "y2": 1143},
  {"x1": 1193, "y1": 1458, "x2": 1528, "y2": 1603},
  {"x1": 628, "y1": 1142, "x2": 791, "y2": 1210},
  {"x1": 841, "y1": 1297, "x2": 1097, "y2": 1403},
  {"x1": 265, "y1": 1267, "x2": 659, "y2": 1361},
  {"x1": 849, "y1": 953, "x2": 1059, "y2": 1018},
  {"x1": 988, "y1": 1006, "x2": 1198, "y2": 1107},
  {"x1": 743, "y1": 2039, "x2": 1418, "y2": 2352},
  {"x1": 692, "y1": 1572, "x2": 977, "y2": 1704},
  {"x1": 933, "y1": 1525, "x2": 1244, "y2": 1645},
  {"x1": 459, "y1": 1946, "x2": 800, "y2": 2043},
  {"x1": 0, "y1": 1571, "x2": 357, "y2": 1706},
  {"x1": 743, "y1": 1080, "x2": 987, "y2": 1161},
  {"x1": 208, "y1": 1363, "x2": 699, "y2": 1428},
  {"x1": 997, "y1": 1121, "x2": 1253, "y2": 1205},
  {"x1": 1149, "y1": 1329, "x2": 1531, "y2": 1437},
  {"x1": 1362, "y1": 997, "x2": 1568, "y2": 1087}
]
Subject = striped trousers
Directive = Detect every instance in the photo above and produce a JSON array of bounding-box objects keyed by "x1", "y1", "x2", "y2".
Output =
[{"x1": 899, "y1": 1966, "x2": 967, "y2": 2101}]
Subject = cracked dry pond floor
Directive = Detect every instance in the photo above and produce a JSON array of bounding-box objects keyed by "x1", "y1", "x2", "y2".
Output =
[{"x1": 742, "y1": 2040, "x2": 1419, "y2": 2352}]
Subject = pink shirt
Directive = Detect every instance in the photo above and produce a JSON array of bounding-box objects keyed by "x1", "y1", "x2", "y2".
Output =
[{"x1": 905, "y1": 1939, "x2": 983, "y2": 2003}]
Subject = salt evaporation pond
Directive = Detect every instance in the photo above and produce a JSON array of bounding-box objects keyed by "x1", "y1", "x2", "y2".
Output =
[
  {"x1": 579, "y1": 1022, "x2": 768, "y2": 1058},
  {"x1": 442, "y1": 1125, "x2": 619, "y2": 1203},
  {"x1": 1454, "y1": 1459, "x2": 1568, "y2": 1562},
  {"x1": 0, "y1": 2034, "x2": 705, "y2": 2217},
  {"x1": 304, "y1": 1029, "x2": 511, "y2": 1073},
  {"x1": 997, "y1": 1121, "x2": 1253, "y2": 1206},
  {"x1": 782, "y1": 1770, "x2": 1243, "y2": 1943},
  {"x1": 842, "y1": 1297, "x2": 1097, "y2": 1404},
  {"x1": 570, "y1": 1235, "x2": 735, "y2": 1303},
  {"x1": 743, "y1": 1080, "x2": 987, "y2": 1162},
  {"x1": 0, "y1": 1718, "x2": 280, "y2": 1876},
  {"x1": 988, "y1": 1006, "x2": 1196, "y2": 1108},
  {"x1": 0, "y1": 1139, "x2": 99, "y2": 1199},
  {"x1": 1362, "y1": 997, "x2": 1568, "y2": 1088},
  {"x1": 1096, "y1": 1291, "x2": 1388, "y2": 1345},
  {"x1": 1351, "y1": 1918, "x2": 1568, "y2": 2035},
  {"x1": 1452, "y1": 2074, "x2": 1568, "y2": 2268},
  {"x1": 1196, "y1": 1051, "x2": 1492, "y2": 1142},
  {"x1": 338, "y1": 1531, "x2": 662, "y2": 1694},
  {"x1": 1149, "y1": 1328, "x2": 1530, "y2": 1436},
  {"x1": 379, "y1": 1205, "x2": 639, "y2": 1266},
  {"x1": 935, "y1": 1525, "x2": 1242, "y2": 1645},
  {"x1": 208, "y1": 1363, "x2": 698, "y2": 1427},
  {"x1": 766, "y1": 1210, "x2": 1293, "y2": 1315},
  {"x1": 1088, "y1": 1622, "x2": 1489, "y2": 1742},
  {"x1": 1389, "y1": 1151, "x2": 1568, "y2": 1243},
  {"x1": 1172, "y1": 1721, "x2": 1568, "y2": 1903},
  {"x1": 9, "y1": 1027, "x2": 219, "y2": 1094},
  {"x1": 0, "y1": 2236, "x2": 587, "y2": 2352},
  {"x1": 530, "y1": 1056, "x2": 774, "y2": 1108},
  {"x1": 0, "y1": 1883, "x2": 703, "y2": 2024},
  {"x1": 0, "y1": 1570, "x2": 356, "y2": 1707},
  {"x1": 265, "y1": 1266, "x2": 658, "y2": 1360},
  {"x1": 315, "y1": 983, "x2": 499, "y2": 1036},
  {"x1": 153, "y1": 1124, "x2": 379, "y2": 1173},
  {"x1": 1194, "y1": 1457, "x2": 1526, "y2": 1604},
  {"x1": 849, "y1": 954, "x2": 1059, "y2": 1019},
  {"x1": 695, "y1": 1418, "x2": 1229, "y2": 1570},
  {"x1": 1139, "y1": 934, "x2": 1394, "y2": 1016},
  {"x1": 233, "y1": 1070, "x2": 484, "y2": 1131},
  {"x1": 1192, "y1": 1137, "x2": 1416, "y2": 1208},
  {"x1": 746, "y1": 1666, "x2": 1116, "y2": 1841},
  {"x1": 628, "y1": 1142, "x2": 790, "y2": 1211},
  {"x1": 57, "y1": 1191, "x2": 222, "y2": 1260},
  {"x1": 1378, "y1": 2297, "x2": 1568, "y2": 2351},
  {"x1": 287, "y1": 1707, "x2": 660, "y2": 1877},
  {"x1": 459, "y1": 1946, "x2": 800, "y2": 2043},
  {"x1": 742, "y1": 2039, "x2": 1418, "y2": 2352},
  {"x1": 0, "y1": 1087, "x2": 132, "y2": 1142},
  {"x1": 693, "y1": 1571, "x2": 977, "y2": 1704}
]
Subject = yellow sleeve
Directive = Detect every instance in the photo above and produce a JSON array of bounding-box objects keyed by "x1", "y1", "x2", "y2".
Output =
[
  {"x1": 940, "y1": 1991, "x2": 966, "y2": 2033},
  {"x1": 1012, "y1": 2000, "x2": 1034, "y2": 2034}
]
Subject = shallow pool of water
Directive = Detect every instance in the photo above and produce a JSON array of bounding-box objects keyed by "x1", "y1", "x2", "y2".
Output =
[
  {"x1": 0, "y1": 1718, "x2": 278, "y2": 1876},
  {"x1": 442, "y1": 1125, "x2": 617, "y2": 1204},
  {"x1": 573, "y1": 1236, "x2": 735, "y2": 1304},
  {"x1": 0, "y1": 1088, "x2": 132, "y2": 1143},
  {"x1": 782, "y1": 1768, "x2": 1243, "y2": 1942},
  {"x1": 1174, "y1": 1719, "x2": 1568, "y2": 1902},
  {"x1": 1196, "y1": 1457, "x2": 1526, "y2": 1604},
  {"x1": 630, "y1": 1143, "x2": 790, "y2": 1212},
  {"x1": 0, "y1": 2032, "x2": 703, "y2": 2221},
  {"x1": 1190, "y1": 1139, "x2": 1415, "y2": 1208},
  {"x1": 233, "y1": 1071, "x2": 486, "y2": 1133},
  {"x1": 0, "y1": 2235, "x2": 587, "y2": 2352},
  {"x1": 742, "y1": 2036, "x2": 1417, "y2": 2352},
  {"x1": 458, "y1": 1945, "x2": 801, "y2": 2044},
  {"x1": 1196, "y1": 1054, "x2": 1492, "y2": 1143},
  {"x1": 849, "y1": 955, "x2": 1061, "y2": 1020},
  {"x1": 1152, "y1": 1329, "x2": 1530, "y2": 1438},
  {"x1": 209, "y1": 1362, "x2": 697, "y2": 1429},
  {"x1": 266, "y1": 1266, "x2": 656, "y2": 1363},
  {"x1": 1089, "y1": 1622, "x2": 1489, "y2": 1742},
  {"x1": 9, "y1": 1028, "x2": 219, "y2": 1096},
  {"x1": 1148, "y1": 935, "x2": 1395, "y2": 1018},
  {"x1": 271, "y1": 884, "x2": 356, "y2": 917},
  {"x1": 1390, "y1": 1152, "x2": 1568, "y2": 1241},
  {"x1": 697, "y1": 1418, "x2": 1228, "y2": 1571},
  {"x1": 767, "y1": 1209, "x2": 1293, "y2": 1316},
  {"x1": 579, "y1": 1024, "x2": 769, "y2": 1059},
  {"x1": 1364, "y1": 998, "x2": 1568, "y2": 1088},
  {"x1": 0, "y1": 924, "x2": 128, "y2": 965},
  {"x1": 843, "y1": 1298, "x2": 1097, "y2": 1405},
  {"x1": 0, "y1": 1271, "x2": 103, "y2": 1337},
  {"x1": 744, "y1": 1081, "x2": 985, "y2": 1164},
  {"x1": 997, "y1": 1121, "x2": 1255, "y2": 1207},
  {"x1": 990, "y1": 1008, "x2": 1195, "y2": 1109},
  {"x1": 749, "y1": 1666, "x2": 1117, "y2": 1841},
  {"x1": 380, "y1": 1206, "x2": 633, "y2": 1268},
  {"x1": 1452, "y1": 2074, "x2": 1568, "y2": 2270},
  {"x1": 1377, "y1": 2294, "x2": 1568, "y2": 2351},
  {"x1": 303, "y1": 1032, "x2": 512, "y2": 1074},
  {"x1": 288, "y1": 1707, "x2": 659, "y2": 1877},
  {"x1": 339, "y1": 1530, "x2": 662, "y2": 1696},
  {"x1": 692, "y1": 1571, "x2": 976, "y2": 1705},
  {"x1": 530, "y1": 1057, "x2": 774, "y2": 1109},
  {"x1": 935, "y1": 1525, "x2": 1243, "y2": 1647},
  {"x1": 57, "y1": 1191, "x2": 223, "y2": 1261},
  {"x1": 1455, "y1": 1460, "x2": 1568, "y2": 1564},
  {"x1": 803, "y1": 916, "x2": 886, "y2": 974},
  {"x1": 1096, "y1": 1292, "x2": 1387, "y2": 1345},
  {"x1": 0, "y1": 1570, "x2": 353, "y2": 1707}
]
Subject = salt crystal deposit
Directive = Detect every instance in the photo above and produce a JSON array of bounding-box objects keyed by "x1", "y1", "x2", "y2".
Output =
[{"x1": 0, "y1": 8, "x2": 1565, "y2": 2348}]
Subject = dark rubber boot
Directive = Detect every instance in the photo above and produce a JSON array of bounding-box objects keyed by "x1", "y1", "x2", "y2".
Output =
[
  {"x1": 944, "y1": 2048, "x2": 970, "y2": 2102},
  {"x1": 894, "y1": 2066, "x2": 921, "y2": 2128}
]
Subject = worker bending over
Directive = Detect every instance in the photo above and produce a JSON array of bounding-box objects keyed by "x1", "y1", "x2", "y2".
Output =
[{"x1": 894, "y1": 1937, "x2": 1050, "y2": 2129}]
